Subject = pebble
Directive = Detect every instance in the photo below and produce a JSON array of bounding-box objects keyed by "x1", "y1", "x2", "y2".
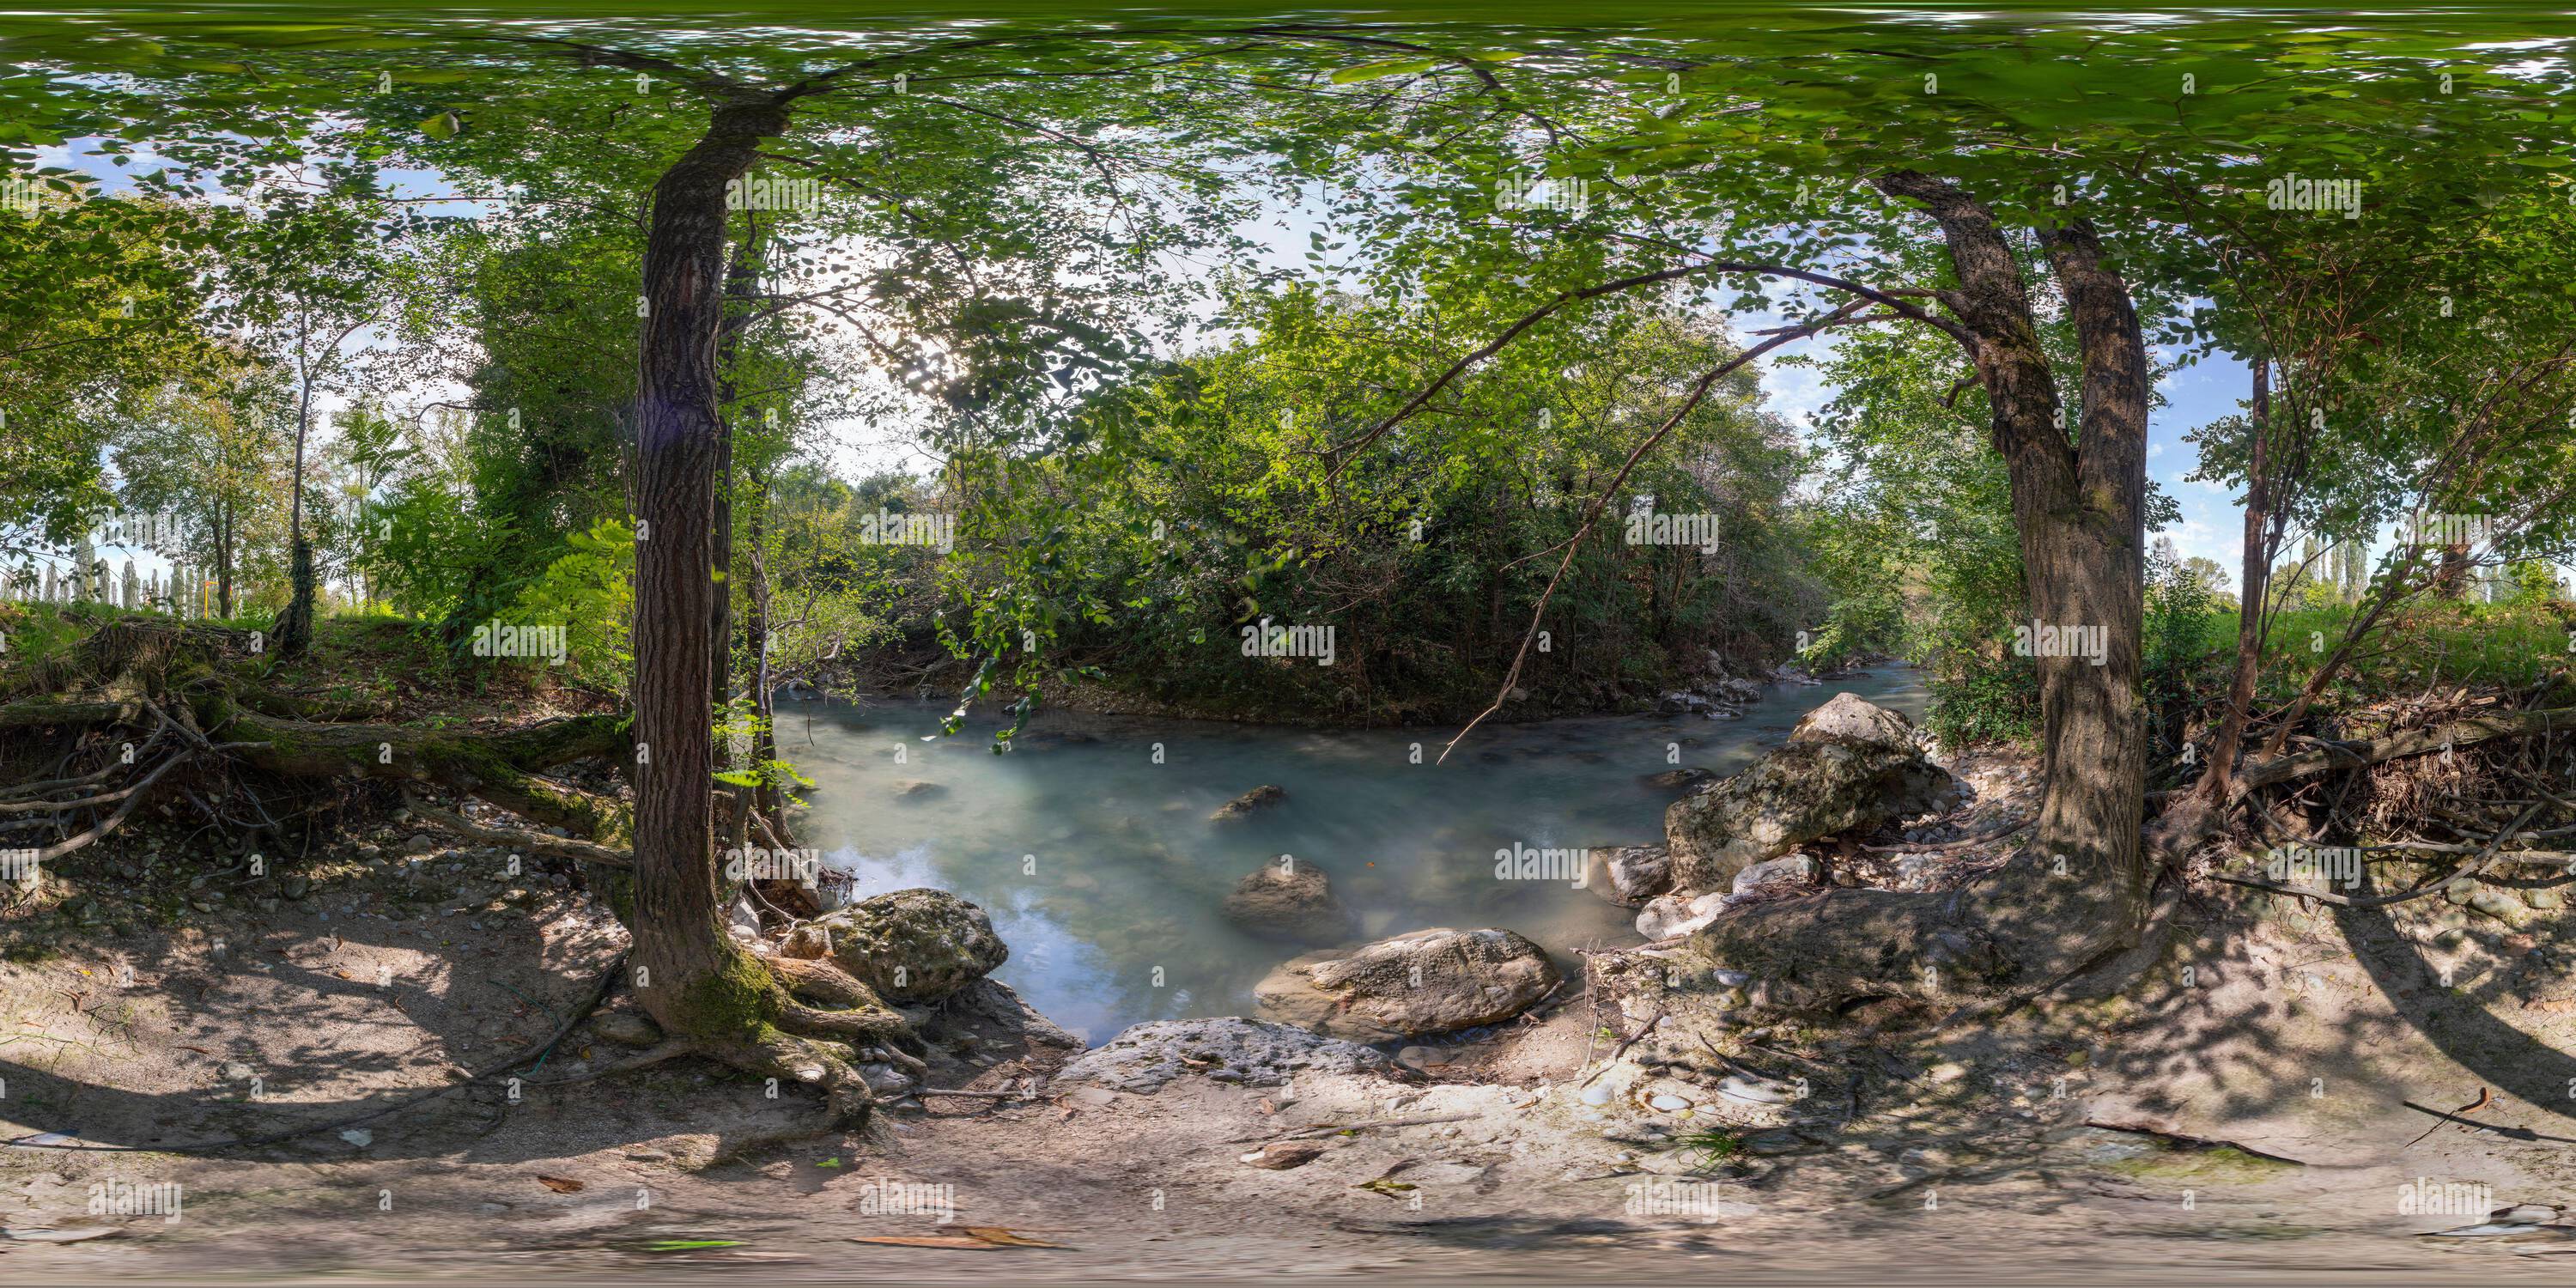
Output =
[
  {"x1": 1648, "y1": 1093, "x2": 1692, "y2": 1112},
  {"x1": 1579, "y1": 1081, "x2": 1616, "y2": 1107}
]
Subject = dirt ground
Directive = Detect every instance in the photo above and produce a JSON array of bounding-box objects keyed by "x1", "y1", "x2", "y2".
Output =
[{"x1": 7, "y1": 757, "x2": 2576, "y2": 1285}]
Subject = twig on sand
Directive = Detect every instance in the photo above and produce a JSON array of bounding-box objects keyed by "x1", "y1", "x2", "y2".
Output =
[
  {"x1": 1581, "y1": 1005, "x2": 1667, "y2": 1087},
  {"x1": 1861, "y1": 819, "x2": 2032, "y2": 854}
]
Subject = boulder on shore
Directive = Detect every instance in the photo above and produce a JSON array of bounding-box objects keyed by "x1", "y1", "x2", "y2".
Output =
[
  {"x1": 1662, "y1": 693, "x2": 1958, "y2": 894},
  {"x1": 793, "y1": 888, "x2": 1008, "y2": 1003},
  {"x1": 1254, "y1": 927, "x2": 1560, "y2": 1042},
  {"x1": 1637, "y1": 890, "x2": 1733, "y2": 940},
  {"x1": 1219, "y1": 859, "x2": 1352, "y2": 945},
  {"x1": 1583, "y1": 844, "x2": 1674, "y2": 908},
  {"x1": 1212, "y1": 784, "x2": 1288, "y2": 821}
]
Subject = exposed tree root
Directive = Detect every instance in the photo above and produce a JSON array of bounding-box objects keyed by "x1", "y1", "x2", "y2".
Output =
[
  {"x1": 402, "y1": 792, "x2": 632, "y2": 867},
  {"x1": 766, "y1": 956, "x2": 927, "y2": 1073}
]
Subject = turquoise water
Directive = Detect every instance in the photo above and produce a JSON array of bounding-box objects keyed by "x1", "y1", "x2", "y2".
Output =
[{"x1": 781, "y1": 668, "x2": 1926, "y2": 1043}]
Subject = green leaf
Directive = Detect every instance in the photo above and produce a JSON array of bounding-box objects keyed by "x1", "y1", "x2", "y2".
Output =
[{"x1": 1331, "y1": 59, "x2": 1437, "y2": 84}]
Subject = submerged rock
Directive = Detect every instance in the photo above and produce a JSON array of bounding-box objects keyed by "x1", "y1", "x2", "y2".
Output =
[
  {"x1": 805, "y1": 888, "x2": 1008, "y2": 1003},
  {"x1": 1640, "y1": 768, "x2": 1716, "y2": 792},
  {"x1": 1212, "y1": 784, "x2": 1288, "y2": 821},
  {"x1": 1253, "y1": 927, "x2": 1560, "y2": 1041},
  {"x1": 1219, "y1": 859, "x2": 1352, "y2": 945},
  {"x1": 1662, "y1": 694, "x2": 1958, "y2": 893},
  {"x1": 1051, "y1": 1017, "x2": 1392, "y2": 1092}
]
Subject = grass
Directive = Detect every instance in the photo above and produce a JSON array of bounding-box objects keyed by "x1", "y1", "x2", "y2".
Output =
[
  {"x1": 1675, "y1": 1127, "x2": 1743, "y2": 1169},
  {"x1": 2211, "y1": 599, "x2": 2573, "y2": 693}
]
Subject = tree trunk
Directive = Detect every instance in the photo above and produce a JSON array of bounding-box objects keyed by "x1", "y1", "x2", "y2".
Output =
[
  {"x1": 621, "y1": 97, "x2": 896, "y2": 1115},
  {"x1": 2189, "y1": 357, "x2": 2275, "y2": 809},
  {"x1": 629, "y1": 99, "x2": 781, "y2": 1044},
  {"x1": 1680, "y1": 177, "x2": 2154, "y2": 1012},
  {"x1": 216, "y1": 500, "x2": 234, "y2": 620},
  {"x1": 746, "y1": 468, "x2": 784, "y2": 836},
  {"x1": 274, "y1": 348, "x2": 317, "y2": 658},
  {"x1": 710, "y1": 236, "x2": 752, "y2": 714}
]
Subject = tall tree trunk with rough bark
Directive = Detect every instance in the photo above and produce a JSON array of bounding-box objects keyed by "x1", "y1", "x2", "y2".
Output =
[
  {"x1": 1680, "y1": 174, "x2": 2154, "y2": 1009},
  {"x1": 619, "y1": 92, "x2": 911, "y2": 1125},
  {"x1": 2164, "y1": 357, "x2": 2275, "y2": 846},
  {"x1": 274, "y1": 346, "x2": 319, "y2": 658}
]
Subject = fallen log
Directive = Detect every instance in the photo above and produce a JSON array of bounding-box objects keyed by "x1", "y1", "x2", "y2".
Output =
[
  {"x1": 0, "y1": 697, "x2": 137, "y2": 729},
  {"x1": 207, "y1": 701, "x2": 634, "y2": 844},
  {"x1": 2234, "y1": 706, "x2": 2576, "y2": 796}
]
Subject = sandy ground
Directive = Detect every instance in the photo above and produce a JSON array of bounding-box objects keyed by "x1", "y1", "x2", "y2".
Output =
[{"x1": 6, "y1": 755, "x2": 2576, "y2": 1285}]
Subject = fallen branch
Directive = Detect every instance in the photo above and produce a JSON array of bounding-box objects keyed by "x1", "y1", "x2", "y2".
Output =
[
  {"x1": 1862, "y1": 819, "x2": 2032, "y2": 854},
  {"x1": 2211, "y1": 801, "x2": 2545, "y2": 907},
  {"x1": 2235, "y1": 706, "x2": 2576, "y2": 796}
]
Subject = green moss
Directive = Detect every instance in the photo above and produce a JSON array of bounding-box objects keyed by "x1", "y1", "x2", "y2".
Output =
[
  {"x1": 2106, "y1": 1143, "x2": 2300, "y2": 1186},
  {"x1": 668, "y1": 948, "x2": 786, "y2": 1042}
]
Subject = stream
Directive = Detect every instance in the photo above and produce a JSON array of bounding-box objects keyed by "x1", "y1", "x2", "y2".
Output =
[{"x1": 782, "y1": 666, "x2": 1927, "y2": 1044}]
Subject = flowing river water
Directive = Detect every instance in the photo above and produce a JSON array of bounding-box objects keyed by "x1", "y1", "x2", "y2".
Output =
[{"x1": 782, "y1": 666, "x2": 1927, "y2": 1044}]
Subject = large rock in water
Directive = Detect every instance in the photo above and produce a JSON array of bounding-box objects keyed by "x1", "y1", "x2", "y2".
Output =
[
  {"x1": 1254, "y1": 927, "x2": 1560, "y2": 1041},
  {"x1": 1211, "y1": 785, "x2": 1287, "y2": 821},
  {"x1": 1662, "y1": 693, "x2": 1958, "y2": 895},
  {"x1": 1051, "y1": 1018, "x2": 1393, "y2": 1092},
  {"x1": 1219, "y1": 859, "x2": 1352, "y2": 944},
  {"x1": 800, "y1": 888, "x2": 1008, "y2": 1003}
]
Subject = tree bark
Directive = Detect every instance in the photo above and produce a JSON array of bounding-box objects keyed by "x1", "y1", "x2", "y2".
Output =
[
  {"x1": 274, "y1": 336, "x2": 319, "y2": 659},
  {"x1": 619, "y1": 95, "x2": 882, "y2": 1097},
  {"x1": 2192, "y1": 356, "x2": 2274, "y2": 808},
  {"x1": 1683, "y1": 175, "x2": 2157, "y2": 1012},
  {"x1": 710, "y1": 228, "x2": 760, "y2": 717},
  {"x1": 746, "y1": 466, "x2": 784, "y2": 835}
]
